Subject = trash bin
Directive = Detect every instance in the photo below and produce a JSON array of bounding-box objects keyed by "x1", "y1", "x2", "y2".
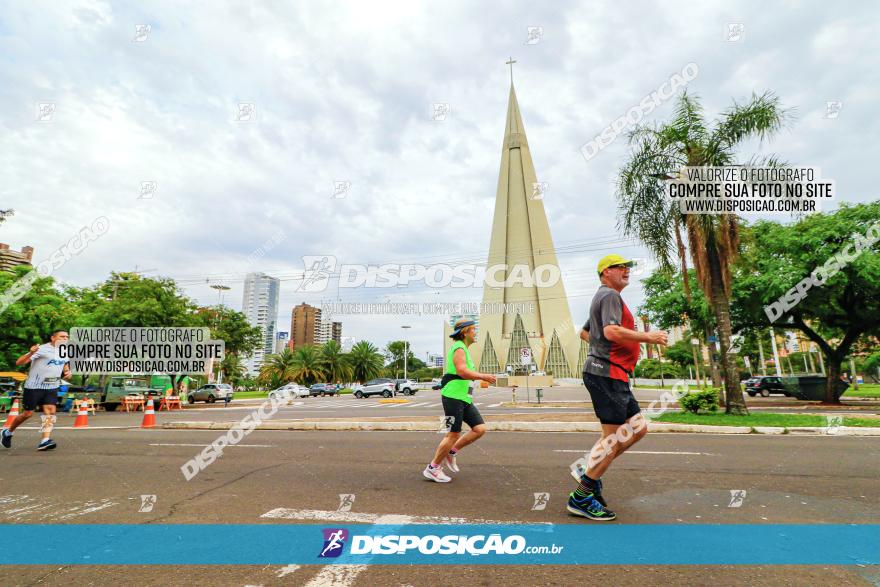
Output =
[{"x1": 781, "y1": 376, "x2": 848, "y2": 401}]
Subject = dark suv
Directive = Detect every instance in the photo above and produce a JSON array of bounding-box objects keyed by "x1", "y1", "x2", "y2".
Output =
[
  {"x1": 309, "y1": 383, "x2": 339, "y2": 397},
  {"x1": 744, "y1": 376, "x2": 790, "y2": 397}
]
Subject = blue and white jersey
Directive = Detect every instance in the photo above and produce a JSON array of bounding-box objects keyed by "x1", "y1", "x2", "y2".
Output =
[{"x1": 24, "y1": 343, "x2": 69, "y2": 390}]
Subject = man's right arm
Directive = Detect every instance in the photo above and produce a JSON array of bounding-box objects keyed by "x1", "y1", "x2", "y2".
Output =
[
  {"x1": 15, "y1": 344, "x2": 41, "y2": 367},
  {"x1": 603, "y1": 325, "x2": 668, "y2": 346}
]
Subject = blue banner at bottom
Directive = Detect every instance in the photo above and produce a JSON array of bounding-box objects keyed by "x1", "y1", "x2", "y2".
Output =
[{"x1": 0, "y1": 524, "x2": 877, "y2": 565}]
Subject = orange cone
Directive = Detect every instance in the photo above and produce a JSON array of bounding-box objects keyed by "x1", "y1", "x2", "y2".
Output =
[
  {"x1": 4, "y1": 399, "x2": 20, "y2": 428},
  {"x1": 73, "y1": 403, "x2": 89, "y2": 428},
  {"x1": 141, "y1": 398, "x2": 156, "y2": 428}
]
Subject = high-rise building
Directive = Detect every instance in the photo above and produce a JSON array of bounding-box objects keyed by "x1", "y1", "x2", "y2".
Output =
[
  {"x1": 242, "y1": 272, "x2": 280, "y2": 374},
  {"x1": 332, "y1": 321, "x2": 342, "y2": 344},
  {"x1": 447, "y1": 77, "x2": 579, "y2": 377},
  {"x1": 275, "y1": 331, "x2": 289, "y2": 353},
  {"x1": 0, "y1": 243, "x2": 34, "y2": 271},
  {"x1": 291, "y1": 302, "x2": 322, "y2": 348}
]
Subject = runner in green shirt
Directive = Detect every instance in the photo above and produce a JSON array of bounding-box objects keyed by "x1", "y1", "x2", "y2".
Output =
[{"x1": 423, "y1": 318, "x2": 496, "y2": 483}]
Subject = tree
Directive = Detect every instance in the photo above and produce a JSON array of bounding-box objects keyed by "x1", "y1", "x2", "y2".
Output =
[
  {"x1": 320, "y1": 340, "x2": 352, "y2": 383},
  {"x1": 384, "y1": 340, "x2": 424, "y2": 377},
  {"x1": 731, "y1": 202, "x2": 880, "y2": 403},
  {"x1": 618, "y1": 90, "x2": 791, "y2": 414},
  {"x1": 194, "y1": 305, "x2": 262, "y2": 382},
  {"x1": 257, "y1": 349, "x2": 299, "y2": 388},
  {"x1": 348, "y1": 341, "x2": 385, "y2": 383},
  {"x1": 0, "y1": 267, "x2": 80, "y2": 369},
  {"x1": 665, "y1": 340, "x2": 695, "y2": 369},
  {"x1": 76, "y1": 272, "x2": 200, "y2": 392}
]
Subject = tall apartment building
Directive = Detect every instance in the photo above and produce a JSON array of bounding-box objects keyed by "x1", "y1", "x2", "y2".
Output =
[
  {"x1": 275, "y1": 331, "x2": 289, "y2": 353},
  {"x1": 290, "y1": 303, "x2": 342, "y2": 348},
  {"x1": 242, "y1": 272, "x2": 280, "y2": 374},
  {"x1": 0, "y1": 243, "x2": 34, "y2": 271},
  {"x1": 290, "y1": 302, "x2": 322, "y2": 349}
]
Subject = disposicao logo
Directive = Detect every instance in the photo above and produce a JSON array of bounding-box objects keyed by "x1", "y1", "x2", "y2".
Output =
[{"x1": 318, "y1": 528, "x2": 348, "y2": 558}]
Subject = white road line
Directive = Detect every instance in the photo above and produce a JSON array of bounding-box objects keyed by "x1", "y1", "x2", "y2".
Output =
[
  {"x1": 148, "y1": 443, "x2": 275, "y2": 448},
  {"x1": 260, "y1": 508, "x2": 531, "y2": 525},
  {"x1": 276, "y1": 564, "x2": 301, "y2": 578},
  {"x1": 552, "y1": 449, "x2": 718, "y2": 456},
  {"x1": 488, "y1": 403, "x2": 503, "y2": 408},
  {"x1": 428, "y1": 402, "x2": 441, "y2": 407},
  {"x1": 408, "y1": 402, "x2": 431, "y2": 408}
]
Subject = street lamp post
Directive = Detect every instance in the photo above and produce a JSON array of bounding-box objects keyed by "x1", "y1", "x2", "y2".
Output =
[{"x1": 401, "y1": 325, "x2": 411, "y2": 380}]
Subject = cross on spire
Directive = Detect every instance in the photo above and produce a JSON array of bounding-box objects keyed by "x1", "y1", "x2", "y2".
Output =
[{"x1": 505, "y1": 56, "x2": 517, "y2": 85}]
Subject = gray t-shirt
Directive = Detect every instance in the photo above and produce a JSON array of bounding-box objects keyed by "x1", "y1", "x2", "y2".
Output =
[
  {"x1": 582, "y1": 285, "x2": 640, "y2": 381},
  {"x1": 24, "y1": 343, "x2": 69, "y2": 389}
]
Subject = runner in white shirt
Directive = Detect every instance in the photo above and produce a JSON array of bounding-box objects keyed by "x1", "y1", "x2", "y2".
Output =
[{"x1": 2, "y1": 330, "x2": 70, "y2": 451}]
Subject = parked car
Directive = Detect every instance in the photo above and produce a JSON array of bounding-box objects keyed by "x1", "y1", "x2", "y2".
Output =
[
  {"x1": 393, "y1": 378, "x2": 418, "y2": 395},
  {"x1": 744, "y1": 376, "x2": 790, "y2": 397},
  {"x1": 269, "y1": 384, "x2": 309, "y2": 402},
  {"x1": 102, "y1": 376, "x2": 164, "y2": 411},
  {"x1": 354, "y1": 378, "x2": 396, "y2": 398},
  {"x1": 309, "y1": 383, "x2": 340, "y2": 397},
  {"x1": 188, "y1": 383, "x2": 234, "y2": 404}
]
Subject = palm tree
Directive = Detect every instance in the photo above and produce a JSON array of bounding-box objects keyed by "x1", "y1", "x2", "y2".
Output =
[
  {"x1": 320, "y1": 340, "x2": 352, "y2": 383},
  {"x1": 220, "y1": 353, "x2": 246, "y2": 384},
  {"x1": 618, "y1": 91, "x2": 791, "y2": 415},
  {"x1": 347, "y1": 341, "x2": 385, "y2": 384},
  {"x1": 290, "y1": 345, "x2": 327, "y2": 385},
  {"x1": 257, "y1": 349, "x2": 298, "y2": 388}
]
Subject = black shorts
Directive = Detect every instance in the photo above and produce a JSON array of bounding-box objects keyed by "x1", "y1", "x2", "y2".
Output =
[
  {"x1": 582, "y1": 372, "x2": 640, "y2": 425},
  {"x1": 441, "y1": 396, "x2": 484, "y2": 433},
  {"x1": 22, "y1": 387, "x2": 59, "y2": 411}
]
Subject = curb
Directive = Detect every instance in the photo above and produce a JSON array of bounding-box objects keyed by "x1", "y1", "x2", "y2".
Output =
[{"x1": 160, "y1": 421, "x2": 880, "y2": 436}]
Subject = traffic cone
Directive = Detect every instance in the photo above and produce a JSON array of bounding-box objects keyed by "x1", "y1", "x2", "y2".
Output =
[
  {"x1": 73, "y1": 403, "x2": 89, "y2": 428},
  {"x1": 4, "y1": 399, "x2": 20, "y2": 428},
  {"x1": 141, "y1": 398, "x2": 156, "y2": 429}
]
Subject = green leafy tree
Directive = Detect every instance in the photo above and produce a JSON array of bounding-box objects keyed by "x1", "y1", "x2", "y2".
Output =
[
  {"x1": 194, "y1": 305, "x2": 262, "y2": 382},
  {"x1": 77, "y1": 272, "x2": 201, "y2": 391},
  {"x1": 289, "y1": 345, "x2": 326, "y2": 385},
  {"x1": 618, "y1": 90, "x2": 791, "y2": 414},
  {"x1": 0, "y1": 267, "x2": 80, "y2": 369},
  {"x1": 384, "y1": 340, "x2": 424, "y2": 377},
  {"x1": 257, "y1": 348, "x2": 299, "y2": 388},
  {"x1": 731, "y1": 202, "x2": 880, "y2": 403},
  {"x1": 348, "y1": 341, "x2": 385, "y2": 383},
  {"x1": 320, "y1": 340, "x2": 352, "y2": 383},
  {"x1": 665, "y1": 340, "x2": 695, "y2": 369}
]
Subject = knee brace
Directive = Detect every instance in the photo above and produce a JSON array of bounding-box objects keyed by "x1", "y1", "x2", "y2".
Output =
[{"x1": 39, "y1": 414, "x2": 57, "y2": 434}]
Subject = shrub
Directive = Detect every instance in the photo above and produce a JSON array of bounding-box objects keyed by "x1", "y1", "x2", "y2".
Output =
[{"x1": 678, "y1": 388, "x2": 720, "y2": 414}]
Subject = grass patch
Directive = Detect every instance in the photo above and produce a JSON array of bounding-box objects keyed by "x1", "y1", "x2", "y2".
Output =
[
  {"x1": 842, "y1": 384, "x2": 880, "y2": 398},
  {"x1": 653, "y1": 412, "x2": 879, "y2": 428},
  {"x1": 231, "y1": 391, "x2": 269, "y2": 399}
]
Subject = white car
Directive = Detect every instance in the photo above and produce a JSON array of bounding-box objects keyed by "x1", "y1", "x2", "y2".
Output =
[{"x1": 269, "y1": 384, "x2": 309, "y2": 402}]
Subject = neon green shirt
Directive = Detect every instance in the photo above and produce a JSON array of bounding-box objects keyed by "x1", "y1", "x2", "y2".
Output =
[{"x1": 442, "y1": 340, "x2": 474, "y2": 403}]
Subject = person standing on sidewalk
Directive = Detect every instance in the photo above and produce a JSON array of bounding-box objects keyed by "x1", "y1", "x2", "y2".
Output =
[
  {"x1": 423, "y1": 318, "x2": 496, "y2": 483},
  {"x1": 567, "y1": 255, "x2": 668, "y2": 520},
  {"x1": 2, "y1": 330, "x2": 71, "y2": 451}
]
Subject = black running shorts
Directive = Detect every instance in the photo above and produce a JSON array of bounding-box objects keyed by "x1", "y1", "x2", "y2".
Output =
[
  {"x1": 582, "y1": 372, "x2": 640, "y2": 425},
  {"x1": 22, "y1": 388, "x2": 59, "y2": 411},
  {"x1": 441, "y1": 395, "x2": 485, "y2": 433}
]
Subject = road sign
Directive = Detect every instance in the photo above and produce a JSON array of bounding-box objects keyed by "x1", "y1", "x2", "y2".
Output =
[{"x1": 520, "y1": 348, "x2": 532, "y2": 366}]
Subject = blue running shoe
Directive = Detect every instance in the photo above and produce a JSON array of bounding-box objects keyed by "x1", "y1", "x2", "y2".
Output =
[
  {"x1": 1, "y1": 428, "x2": 12, "y2": 449},
  {"x1": 567, "y1": 491, "x2": 616, "y2": 521},
  {"x1": 37, "y1": 438, "x2": 56, "y2": 451}
]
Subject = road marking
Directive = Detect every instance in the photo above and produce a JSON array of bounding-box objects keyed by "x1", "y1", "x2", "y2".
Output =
[
  {"x1": 148, "y1": 443, "x2": 275, "y2": 448},
  {"x1": 260, "y1": 508, "x2": 534, "y2": 525},
  {"x1": 552, "y1": 449, "x2": 718, "y2": 456},
  {"x1": 408, "y1": 402, "x2": 431, "y2": 407},
  {"x1": 488, "y1": 403, "x2": 503, "y2": 407},
  {"x1": 0, "y1": 495, "x2": 117, "y2": 522},
  {"x1": 276, "y1": 564, "x2": 301, "y2": 578}
]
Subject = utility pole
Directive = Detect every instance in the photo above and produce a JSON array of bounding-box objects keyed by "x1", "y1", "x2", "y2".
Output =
[{"x1": 401, "y1": 325, "x2": 411, "y2": 380}]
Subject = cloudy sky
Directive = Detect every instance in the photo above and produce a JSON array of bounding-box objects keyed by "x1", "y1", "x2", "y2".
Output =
[{"x1": 2, "y1": 0, "x2": 877, "y2": 360}]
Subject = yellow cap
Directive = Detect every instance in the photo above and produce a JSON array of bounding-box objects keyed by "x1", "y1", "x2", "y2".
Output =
[{"x1": 597, "y1": 254, "x2": 634, "y2": 276}]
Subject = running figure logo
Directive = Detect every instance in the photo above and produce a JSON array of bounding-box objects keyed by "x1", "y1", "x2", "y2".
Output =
[
  {"x1": 531, "y1": 492, "x2": 549, "y2": 510},
  {"x1": 138, "y1": 494, "x2": 157, "y2": 513},
  {"x1": 298, "y1": 255, "x2": 337, "y2": 292},
  {"x1": 439, "y1": 415, "x2": 455, "y2": 433},
  {"x1": 318, "y1": 528, "x2": 349, "y2": 558},
  {"x1": 728, "y1": 490, "x2": 747, "y2": 508},
  {"x1": 337, "y1": 494, "x2": 355, "y2": 512}
]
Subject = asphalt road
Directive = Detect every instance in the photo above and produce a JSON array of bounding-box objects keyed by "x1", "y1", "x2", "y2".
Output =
[
  {"x1": 1, "y1": 427, "x2": 878, "y2": 586},
  {"x1": 18, "y1": 385, "x2": 876, "y2": 429}
]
